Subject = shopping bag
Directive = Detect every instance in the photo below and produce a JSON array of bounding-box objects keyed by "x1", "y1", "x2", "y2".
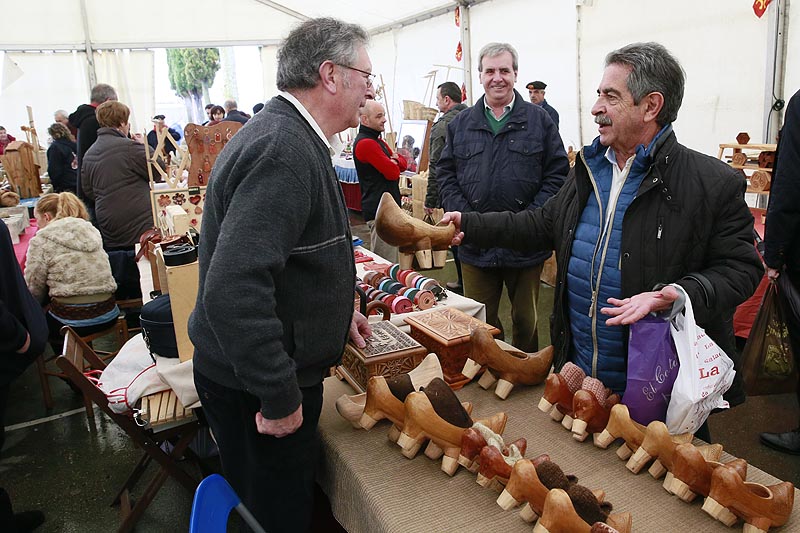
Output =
[
  {"x1": 741, "y1": 281, "x2": 797, "y2": 396},
  {"x1": 96, "y1": 333, "x2": 170, "y2": 413},
  {"x1": 622, "y1": 315, "x2": 679, "y2": 426},
  {"x1": 665, "y1": 285, "x2": 736, "y2": 434}
]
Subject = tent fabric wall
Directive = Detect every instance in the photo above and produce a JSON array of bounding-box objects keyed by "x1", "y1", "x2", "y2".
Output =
[{"x1": 0, "y1": 51, "x2": 154, "y2": 146}]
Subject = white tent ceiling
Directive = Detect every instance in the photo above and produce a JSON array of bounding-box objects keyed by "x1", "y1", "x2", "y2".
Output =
[{"x1": 0, "y1": 0, "x2": 485, "y2": 51}]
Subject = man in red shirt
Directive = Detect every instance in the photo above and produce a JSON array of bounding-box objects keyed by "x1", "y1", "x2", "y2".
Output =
[{"x1": 354, "y1": 100, "x2": 407, "y2": 261}]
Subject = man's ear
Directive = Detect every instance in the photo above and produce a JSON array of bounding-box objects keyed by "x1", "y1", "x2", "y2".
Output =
[
  {"x1": 643, "y1": 92, "x2": 665, "y2": 123},
  {"x1": 319, "y1": 60, "x2": 338, "y2": 94}
]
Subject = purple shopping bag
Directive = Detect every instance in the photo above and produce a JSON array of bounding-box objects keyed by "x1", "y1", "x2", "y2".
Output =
[{"x1": 622, "y1": 315, "x2": 679, "y2": 426}]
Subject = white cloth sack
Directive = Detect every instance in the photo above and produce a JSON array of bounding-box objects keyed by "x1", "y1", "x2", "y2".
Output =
[
  {"x1": 155, "y1": 355, "x2": 201, "y2": 409},
  {"x1": 97, "y1": 333, "x2": 170, "y2": 414},
  {"x1": 665, "y1": 284, "x2": 735, "y2": 434}
]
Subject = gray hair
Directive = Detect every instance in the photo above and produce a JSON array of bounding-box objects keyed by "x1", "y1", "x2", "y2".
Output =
[
  {"x1": 478, "y1": 43, "x2": 518, "y2": 72},
  {"x1": 276, "y1": 18, "x2": 369, "y2": 91},
  {"x1": 223, "y1": 99, "x2": 237, "y2": 111},
  {"x1": 54, "y1": 109, "x2": 69, "y2": 120},
  {"x1": 605, "y1": 42, "x2": 685, "y2": 126},
  {"x1": 90, "y1": 83, "x2": 117, "y2": 104}
]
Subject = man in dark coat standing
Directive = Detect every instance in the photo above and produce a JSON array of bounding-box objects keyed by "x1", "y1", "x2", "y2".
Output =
[
  {"x1": 760, "y1": 89, "x2": 800, "y2": 454},
  {"x1": 526, "y1": 80, "x2": 559, "y2": 128}
]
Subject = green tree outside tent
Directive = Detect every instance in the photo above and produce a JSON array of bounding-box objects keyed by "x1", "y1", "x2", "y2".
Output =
[{"x1": 166, "y1": 48, "x2": 220, "y2": 123}]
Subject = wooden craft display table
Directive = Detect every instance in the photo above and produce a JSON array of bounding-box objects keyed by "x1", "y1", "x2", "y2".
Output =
[{"x1": 317, "y1": 377, "x2": 800, "y2": 533}]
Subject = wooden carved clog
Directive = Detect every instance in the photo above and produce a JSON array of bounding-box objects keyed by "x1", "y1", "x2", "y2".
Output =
[
  {"x1": 462, "y1": 328, "x2": 554, "y2": 399},
  {"x1": 571, "y1": 377, "x2": 620, "y2": 442},
  {"x1": 593, "y1": 404, "x2": 646, "y2": 460},
  {"x1": 702, "y1": 464, "x2": 794, "y2": 532},
  {"x1": 475, "y1": 438, "x2": 527, "y2": 492},
  {"x1": 538, "y1": 362, "x2": 586, "y2": 429},
  {"x1": 374, "y1": 192, "x2": 455, "y2": 269},
  {"x1": 669, "y1": 443, "x2": 748, "y2": 502},
  {"x1": 625, "y1": 420, "x2": 695, "y2": 475},
  {"x1": 497, "y1": 459, "x2": 576, "y2": 523},
  {"x1": 532, "y1": 488, "x2": 631, "y2": 533},
  {"x1": 397, "y1": 380, "x2": 507, "y2": 475}
]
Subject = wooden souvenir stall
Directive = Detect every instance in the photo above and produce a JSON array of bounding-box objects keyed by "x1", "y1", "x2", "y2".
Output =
[{"x1": 0, "y1": 141, "x2": 42, "y2": 198}]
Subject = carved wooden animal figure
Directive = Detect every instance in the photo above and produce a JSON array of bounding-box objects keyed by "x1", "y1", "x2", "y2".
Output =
[
  {"x1": 669, "y1": 443, "x2": 748, "y2": 502},
  {"x1": 594, "y1": 404, "x2": 646, "y2": 460},
  {"x1": 532, "y1": 488, "x2": 632, "y2": 533},
  {"x1": 497, "y1": 459, "x2": 577, "y2": 523},
  {"x1": 538, "y1": 362, "x2": 585, "y2": 428},
  {"x1": 702, "y1": 464, "x2": 794, "y2": 532},
  {"x1": 571, "y1": 377, "x2": 620, "y2": 441},
  {"x1": 461, "y1": 327, "x2": 553, "y2": 399},
  {"x1": 374, "y1": 192, "x2": 456, "y2": 268},
  {"x1": 625, "y1": 420, "x2": 695, "y2": 476},
  {"x1": 475, "y1": 438, "x2": 527, "y2": 491}
]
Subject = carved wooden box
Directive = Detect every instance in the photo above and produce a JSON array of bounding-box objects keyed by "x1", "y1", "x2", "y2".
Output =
[
  {"x1": 337, "y1": 321, "x2": 427, "y2": 393},
  {"x1": 403, "y1": 308, "x2": 500, "y2": 390}
]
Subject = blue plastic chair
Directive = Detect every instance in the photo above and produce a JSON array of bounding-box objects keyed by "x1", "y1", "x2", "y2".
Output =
[{"x1": 189, "y1": 474, "x2": 266, "y2": 533}]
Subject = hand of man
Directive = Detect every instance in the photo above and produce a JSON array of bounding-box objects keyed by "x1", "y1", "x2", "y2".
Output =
[
  {"x1": 601, "y1": 285, "x2": 680, "y2": 326},
  {"x1": 255, "y1": 405, "x2": 303, "y2": 437},
  {"x1": 439, "y1": 211, "x2": 464, "y2": 246},
  {"x1": 132, "y1": 133, "x2": 145, "y2": 144},
  {"x1": 349, "y1": 311, "x2": 371, "y2": 348},
  {"x1": 16, "y1": 332, "x2": 30, "y2": 354},
  {"x1": 767, "y1": 267, "x2": 780, "y2": 282}
]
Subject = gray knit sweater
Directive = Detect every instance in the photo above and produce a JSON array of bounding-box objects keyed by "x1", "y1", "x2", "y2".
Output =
[{"x1": 189, "y1": 96, "x2": 356, "y2": 419}]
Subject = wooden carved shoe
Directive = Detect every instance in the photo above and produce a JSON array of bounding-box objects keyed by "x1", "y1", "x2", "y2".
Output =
[
  {"x1": 593, "y1": 404, "x2": 646, "y2": 460},
  {"x1": 625, "y1": 420, "x2": 695, "y2": 475},
  {"x1": 374, "y1": 192, "x2": 456, "y2": 268},
  {"x1": 476, "y1": 438, "x2": 527, "y2": 491},
  {"x1": 357, "y1": 352, "x2": 443, "y2": 431},
  {"x1": 499, "y1": 459, "x2": 578, "y2": 523},
  {"x1": 461, "y1": 328, "x2": 554, "y2": 399},
  {"x1": 670, "y1": 443, "x2": 748, "y2": 503},
  {"x1": 538, "y1": 362, "x2": 585, "y2": 428},
  {"x1": 571, "y1": 377, "x2": 620, "y2": 441},
  {"x1": 702, "y1": 464, "x2": 794, "y2": 531},
  {"x1": 532, "y1": 488, "x2": 632, "y2": 533}
]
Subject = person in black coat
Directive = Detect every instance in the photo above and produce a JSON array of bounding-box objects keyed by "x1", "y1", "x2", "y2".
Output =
[
  {"x1": 46, "y1": 123, "x2": 77, "y2": 193},
  {"x1": 760, "y1": 89, "x2": 800, "y2": 454},
  {"x1": 0, "y1": 221, "x2": 48, "y2": 531},
  {"x1": 146, "y1": 115, "x2": 182, "y2": 156}
]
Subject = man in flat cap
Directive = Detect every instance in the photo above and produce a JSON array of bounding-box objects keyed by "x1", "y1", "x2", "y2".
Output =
[
  {"x1": 526, "y1": 80, "x2": 559, "y2": 128},
  {"x1": 147, "y1": 114, "x2": 182, "y2": 157}
]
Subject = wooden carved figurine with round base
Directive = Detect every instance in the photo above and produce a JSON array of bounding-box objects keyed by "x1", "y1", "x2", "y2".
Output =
[
  {"x1": 593, "y1": 404, "x2": 646, "y2": 460},
  {"x1": 538, "y1": 362, "x2": 585, "y2": 430},
  {"x1": 571, "y1": 377, "x2": 620, "y2": 442},
  {"x1": 374, "y1": 192, "x2": 455, "y2": 269},
  {"x1": 461, "y1": 328, "x2": 553, "y2": 399},
  {"x1": 668, "y1": 443, "x2": 748, "y2": 502},
  {"x1": 702, "y1": 464, "x2": 794, "y2": 532}
]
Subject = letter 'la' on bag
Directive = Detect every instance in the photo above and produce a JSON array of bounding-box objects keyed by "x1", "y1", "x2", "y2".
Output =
[{"x1": 665, "y1": 284, "x2": 736, "y2": 435}]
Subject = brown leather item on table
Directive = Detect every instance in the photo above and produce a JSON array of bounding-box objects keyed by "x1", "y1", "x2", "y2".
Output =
[
  {"x1": 461, "y1": 328, "x2": 554, "y2": 399},
  {"x1": 538, "y1": 362, "x2": 585, "y2": 428},
  {"x1": 593, "y1": 404, "x2": 647, "y2": 460},
  {"x1": 135, "y1": 228, "x2": 162, "y2": 261},
  {"x1": 702, "y1": 463, "x2": 795, "y2": 531},
  {"x1": 475, "y1": 438, "x2": 527, "y2": 491},
  {"x1": 532, "y1": 488, "x2": 632, "y2": 533},
  {"x1": 625, "y1": 420, "x2": 695, "y2": 476},
  {"x1": 571, "y1": 376, "x2": 621, "y2": 441},
  {"x1": 669, "y1": 442, "x2": 749, "y2": 503}
]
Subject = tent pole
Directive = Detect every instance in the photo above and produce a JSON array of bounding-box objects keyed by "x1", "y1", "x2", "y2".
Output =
[
  {"x1": 459, "y1": 1, "x2": 473, "y2": 105},
  {"x1": 763, "y1": 0, "x2": 788, "y2": 143},
  {"x1": 79, "y1": 0, "x2": 97, "y2": 88}
]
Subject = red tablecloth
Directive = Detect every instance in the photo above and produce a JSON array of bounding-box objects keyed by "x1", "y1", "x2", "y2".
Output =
[{"x1": 13, "y1": 219, "x2": 38, "y2": 271}]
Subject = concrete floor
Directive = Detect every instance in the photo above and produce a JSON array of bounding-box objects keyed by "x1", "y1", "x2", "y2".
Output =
[{"x1": 2, "y1": 210, "x2": 798, "y2": 532}]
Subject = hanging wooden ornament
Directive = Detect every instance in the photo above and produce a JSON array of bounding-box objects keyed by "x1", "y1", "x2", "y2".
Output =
[
  {"x1": 456, "y1": 41, "x2": 463, "y2": 62},
  {"x1": 455, "y1": 6, "x2": 460, "y2": 26},
  {"x1": 461, "y1": 83, "x2": 467, "y2": 103}
]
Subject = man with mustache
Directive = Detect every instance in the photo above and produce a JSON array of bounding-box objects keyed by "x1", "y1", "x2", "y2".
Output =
[
  {"x1": 438, "y1": 42, "x2": 569, "y2": 352},
  {"x1": 441, "y1": 43, "x2": 761, "y2": 439}
]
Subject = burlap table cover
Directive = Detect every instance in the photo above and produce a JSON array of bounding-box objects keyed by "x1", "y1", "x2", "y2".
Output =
[{"x1": 318, "y1": 376, "x2": 800, "y2": 532}]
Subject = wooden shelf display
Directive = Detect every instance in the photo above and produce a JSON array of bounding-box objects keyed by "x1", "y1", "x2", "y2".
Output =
[{"x1": 717, "y1": 141, "x2": 776, "y2": 194}]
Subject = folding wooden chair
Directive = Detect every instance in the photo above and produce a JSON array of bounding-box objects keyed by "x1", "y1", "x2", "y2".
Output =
[
  {"x1": 35, "y1": 315, "x2": 129, "y2": 414},
  {"x1": 56, "y1": 327, "x2": 205, "y2": 533}
]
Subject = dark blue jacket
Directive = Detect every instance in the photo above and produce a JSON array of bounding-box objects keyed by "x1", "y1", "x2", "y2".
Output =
[
  {"x1": 540, "y1": 100, "x2": 559, "y2": 128},
  {"x1": 438, "y1": 90, "x2": 568, "y2": 268}
]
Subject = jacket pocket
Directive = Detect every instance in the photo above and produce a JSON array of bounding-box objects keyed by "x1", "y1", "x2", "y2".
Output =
[
  {"x1": 508, "y1": 139, "x2": 543, "y2": 182},
  {"x1": 453, "y1": 143, "x2": 485, "y2": 184}
]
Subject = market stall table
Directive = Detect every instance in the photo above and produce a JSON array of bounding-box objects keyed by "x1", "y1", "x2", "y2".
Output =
[
  {"x1": 317, "y1": 376, "x2": 800, "y2": 533},
  {"x1": 11, "y1": 218, "x2": 37, "y2": 269},
  {"x1": 334, "y1": 156, "x2": 361, "y2": 211}
]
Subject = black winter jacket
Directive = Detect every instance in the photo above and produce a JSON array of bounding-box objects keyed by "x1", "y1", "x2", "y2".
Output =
[
  {"x1": 461, "y1": 130, "x2": 762, "y2": 405},
  {"x1": 68, "y1": 103, "x2": 100, "y2": 201},
  {"x1": 46, "y1": 138, "x2": 78, "y2": 193}
]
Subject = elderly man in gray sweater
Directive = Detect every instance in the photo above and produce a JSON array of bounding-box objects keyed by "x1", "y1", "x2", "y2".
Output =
[{"x1": 189, "y1": 18, "x2": 372, "y2": 532}]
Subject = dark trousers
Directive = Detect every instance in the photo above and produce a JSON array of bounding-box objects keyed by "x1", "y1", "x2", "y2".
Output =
[
  {"x1": 451, "y1": 245, "x2": 463, "y2": 284},
  {"x1": 194, "y1": 369, "x2": 323, "y2": 533},
  {"x1": 0, "y1": 385, "x2": 7, "y2": 453},
  {"x1": 784, "y1": 271, "x2": 800, "y2": 420}
]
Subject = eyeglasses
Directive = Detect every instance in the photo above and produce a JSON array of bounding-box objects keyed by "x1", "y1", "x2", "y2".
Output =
[{"x1": 339, "y1": 64, "x2": 375, "y2": 84}]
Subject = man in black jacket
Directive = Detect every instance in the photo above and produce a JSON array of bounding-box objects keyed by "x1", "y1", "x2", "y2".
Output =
[
  {"x1": 68, "y1": 83, "x2": 117, "y2": 203},
  {"x1": 189, "y1": 18, "x2": 372, "y2": 532},
  {"x1": 760, "y1": 89, "x2": 800, "y2": 454},
  {"x1": 442, "y1": 42, "x2": 761, "y2": 440}
]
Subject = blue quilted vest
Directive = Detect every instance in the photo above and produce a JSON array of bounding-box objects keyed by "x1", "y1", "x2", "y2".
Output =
[{"x1": 566, "y1": 127, "x2": 670, "y2": 393}]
